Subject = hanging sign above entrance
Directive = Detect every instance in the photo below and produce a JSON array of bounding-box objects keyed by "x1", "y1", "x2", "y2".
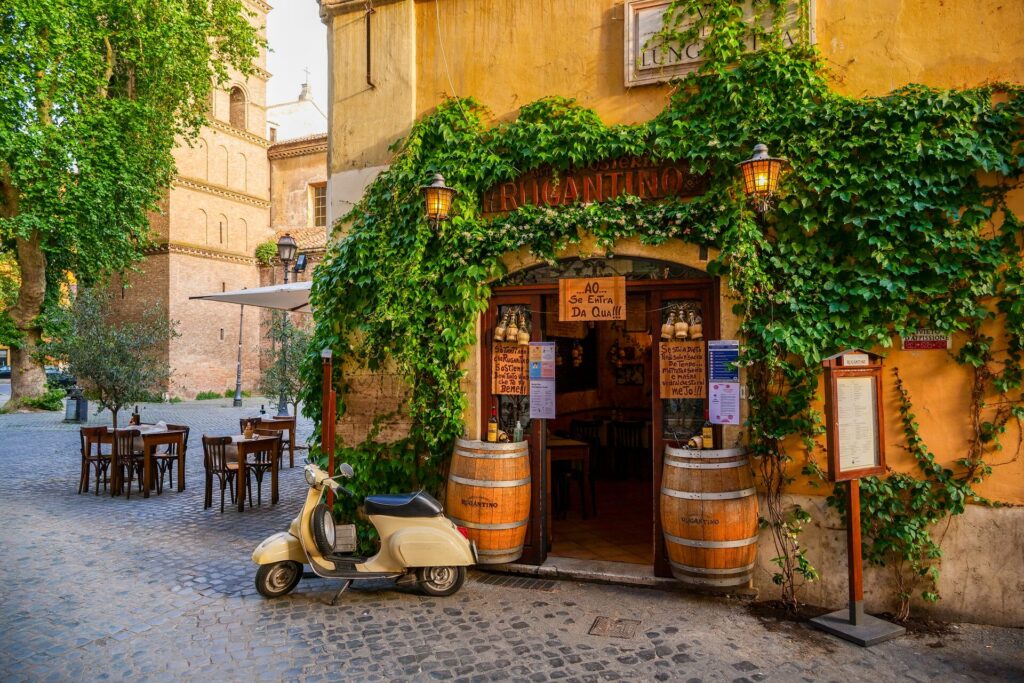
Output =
[
  {"x1": 558, "y1": 277, "x2": 627, "y2": 321},
  {"x1": 481, "y1": 157, "x2": 708, "y2": 216},
  {"x1": 491, "y1": 342, "x2": 529, "y2": 395},
  {"x1": 659, "y1": 340, "x2": 707, "y2": 399}
]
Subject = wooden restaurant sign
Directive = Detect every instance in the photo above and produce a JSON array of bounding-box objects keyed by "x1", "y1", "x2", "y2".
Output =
[{"x1": 481, "y1": 157, "x2": 708, "y2": 216}]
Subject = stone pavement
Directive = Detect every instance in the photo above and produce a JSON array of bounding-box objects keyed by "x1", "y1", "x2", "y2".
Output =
[{"x1": 0, "y1": 403, "x2": 1021, "y2": 682}]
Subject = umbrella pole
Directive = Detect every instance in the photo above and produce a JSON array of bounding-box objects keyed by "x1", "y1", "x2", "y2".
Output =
[{"x1": 233, "y1": 306, "x2": 244, "y2": 407}]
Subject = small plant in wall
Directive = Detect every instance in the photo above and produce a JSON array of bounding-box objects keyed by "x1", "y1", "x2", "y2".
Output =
[{"x1": 255, "y1": 241, "x2": 278, "y2": 266}]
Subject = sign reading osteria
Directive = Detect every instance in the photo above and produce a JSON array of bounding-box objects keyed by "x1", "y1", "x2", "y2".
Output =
[{"x1": 481, "y1": 157, "x2": 707, "y2": 216}]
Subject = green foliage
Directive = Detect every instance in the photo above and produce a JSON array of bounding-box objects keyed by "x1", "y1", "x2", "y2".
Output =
[
  {"x1": 223, "y1": 388, "x2": 251, "y2": 398},
  {"x1": 169, "y1": 396, "x2": 183, "y2": 404},
  {"x1": 300, "y1": 0, "x2": 1024, "y2": 596},
  {"x1": 829, "y1": 369, "x2": 985, "y2": 621},
  {"x1": 260, "y1": 315, "x2": 311, "y2": 415},
  {"x1": 255, "y1": 241, "x2": 278, "y2": 266},
  {"x1": 21, "y1": 386, "x2": 65, "y2": 411},
  {"x1": 44, "y1": 289, "x2": 178, "y2": 427},
  {"x1": 0, "y1": 0, "x2": 262, "y2": 393},
  {"x1": 196, "y1": 391, "x2": 222, "y2": 400}
]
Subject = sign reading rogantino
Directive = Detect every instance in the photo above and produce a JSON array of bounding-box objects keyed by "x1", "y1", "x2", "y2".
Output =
[{"x1": 558, "y1": 277, "x2": 627, "y2": 322}]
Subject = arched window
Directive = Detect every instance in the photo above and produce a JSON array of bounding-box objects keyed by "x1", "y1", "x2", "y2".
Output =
[{"x1": 229, "y1": 87, "x2": 247, "y2": 129}]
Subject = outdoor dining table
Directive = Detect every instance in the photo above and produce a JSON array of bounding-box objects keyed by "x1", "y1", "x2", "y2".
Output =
[
  {"x1": 108, "y1": 424, "x2": 187, "y2": 498},
  {"x1": 228, "y1": 434, "x2": 280, "y2": 512}
]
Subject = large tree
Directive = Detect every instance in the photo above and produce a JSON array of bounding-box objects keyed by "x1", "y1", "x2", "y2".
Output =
[{"x1": 0, "y1": 0, "x2": 260, "y2": 407}]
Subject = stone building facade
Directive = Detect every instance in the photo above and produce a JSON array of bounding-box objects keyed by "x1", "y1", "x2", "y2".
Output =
[{"x1": 315, "y1": 0, "x2": 1024, "y2": 625}]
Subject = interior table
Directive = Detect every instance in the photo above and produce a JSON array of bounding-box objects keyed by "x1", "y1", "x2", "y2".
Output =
[{"x1": 547, "y1": 436, "x2": 594, "y2": 519}]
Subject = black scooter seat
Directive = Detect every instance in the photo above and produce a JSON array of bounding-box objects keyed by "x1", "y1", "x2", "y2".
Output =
[{"x1": 364, "y1": 490, "x2": 443, "y2": 518}]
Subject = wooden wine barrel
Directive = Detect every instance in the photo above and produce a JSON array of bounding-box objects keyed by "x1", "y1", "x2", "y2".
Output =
[
  {"x1": 446, "y1": 439, "x2": 531, "y2": 564},
  {"x1": 660, "y1": 446, "x2": 758, "y2": 587}
]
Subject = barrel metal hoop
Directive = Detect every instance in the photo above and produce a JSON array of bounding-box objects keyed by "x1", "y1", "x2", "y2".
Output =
[
  {"x1": 449, "y1": 475, "x2": 532, "y2": 488},
  {"x1": 664, "y1": 532, "x2": 759, "y2": 548},
  {"x1": 456, "y1": 440, "x2": 530, "y2": 452},
  {"x1": 672, "y1": 571, "x2": 752, "y2": 587},
  {"x1": 448, "y1": 517, "x2": 528, "y2": 531},
  {"x1": 665, "y1": 447, "x2": 746, "y2": 459},
  {"x1": 665, "y1": 460, "x2": 748, "y2": 470},
  {"x1": 660, "y1": 487, "x2": 757, "y2": 500},
  {"x1": 454, "y1": 449, "x2": 528, "y2": 460},
  {"x1": 669, "y1": 561, "x2": 756, "y2": 575},
  {"x1": 476, "y1": 546, "x2": 524, "y2": 556}
]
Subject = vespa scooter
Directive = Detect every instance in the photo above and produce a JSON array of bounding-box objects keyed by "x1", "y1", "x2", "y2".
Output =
[{"x1": 252, "y1": 462, "x2": 477, "y2": 603}]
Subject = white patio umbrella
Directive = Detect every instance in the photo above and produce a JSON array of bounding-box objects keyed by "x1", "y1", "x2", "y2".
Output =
[{"x1": 190, "y1": 280, "x2": 313, "y2": 313}]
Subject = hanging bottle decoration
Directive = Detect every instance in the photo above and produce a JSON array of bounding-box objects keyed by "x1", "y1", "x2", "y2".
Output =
[
  {"x1": 505, "y1": 309, "x2": 519, "y2": 343},
  {"x1": 689, "y1": 311, "x2": 704, "y2": 340},
  {"x1": 674, "y1": 309, "x2": 689, "y2": 339},
  {"x1": 494, "y1": 310, "x2": 510, "y2": 342},
  {"x1": 572, "y1": 340, "x2": 583, "y2": 367},
  {"x1": 661, "y1": 311, "x2": 676, "y2": 341},
  {"x1": 517, "y1": 309, "x2": 531, "y2": 346}
]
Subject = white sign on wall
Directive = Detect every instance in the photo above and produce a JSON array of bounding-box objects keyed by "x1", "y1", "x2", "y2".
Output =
[{"x1": 624, "y1": 0, "x2": 814, "y2": 87}]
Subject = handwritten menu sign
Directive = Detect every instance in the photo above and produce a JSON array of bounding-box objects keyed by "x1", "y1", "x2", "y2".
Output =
[
  {"x1": 491, "y1": 342, "x2": 528, "y2": 395},
  {"x1": 836, "y1": 376, "x2": 880, "y2": 473},
  {"x1": 659, "y1": 341, "x2": 706, "y2": 399},
  {"x1": 558, "y1": 277, "x2": 626, "y2": 321}
]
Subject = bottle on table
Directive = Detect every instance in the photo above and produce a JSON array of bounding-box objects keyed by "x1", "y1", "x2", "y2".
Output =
[
  {"x1": 513, "y1": 420, "x2": 524, "y2": 442},
  {"x1": 487, "y1": 405, "x2": 499, "y2": 443}
]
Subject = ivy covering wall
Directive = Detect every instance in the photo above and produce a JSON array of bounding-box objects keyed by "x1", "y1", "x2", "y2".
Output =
[{"x1": 302, "y1": 1, "x2": 1023, "y2": 610}]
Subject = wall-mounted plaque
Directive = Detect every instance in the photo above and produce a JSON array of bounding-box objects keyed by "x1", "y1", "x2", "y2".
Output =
[
  {"x1": 491, "y1": 342, "x2": 528, "y2": 396},
  {"x1": 659, "y1": 340, "x2": 706, "y2": 399},
  {"x1": 558, "y1": 277, "x2": 626, "y2": 322},
  {"x1": 624, "y1": 0, "x2": 813, "y2": 87},
  {"x1": 901, "y1": 329, "x2": 951, "y2": 350}
]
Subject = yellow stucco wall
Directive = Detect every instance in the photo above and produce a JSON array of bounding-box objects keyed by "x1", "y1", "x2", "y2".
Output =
[{"x1": 322, "y1": 0, "x2": 1024, "y2": 503}]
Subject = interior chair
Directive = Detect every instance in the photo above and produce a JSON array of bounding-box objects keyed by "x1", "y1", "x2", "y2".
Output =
[
  {"x1": 568, "y1": 419, "x2": 601, "y2": 517},
  {"x1": 608, "y1": 420, "x2": 646, "y2": 480},
  {"x1": 78, "y1": 426, "x2": 111, "y2": 495}
]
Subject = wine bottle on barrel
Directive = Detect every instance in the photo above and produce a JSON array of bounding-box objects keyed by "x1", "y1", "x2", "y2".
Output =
[{"x1": 487, "y1": 404, "x2": 498, "y2": 443}]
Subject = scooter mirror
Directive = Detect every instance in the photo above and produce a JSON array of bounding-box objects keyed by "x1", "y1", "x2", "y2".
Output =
[{"x1": 339, "y1": 463, "x2": 354, "y2": 478}]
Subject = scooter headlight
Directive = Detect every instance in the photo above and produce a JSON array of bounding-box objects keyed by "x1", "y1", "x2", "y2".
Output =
[{"x1": 304, "y1": 465, "x2": 317, "y2": 487}]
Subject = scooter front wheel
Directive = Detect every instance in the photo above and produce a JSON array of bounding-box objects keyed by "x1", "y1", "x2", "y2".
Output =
[
  {"x1": 255, "y1": 561, "x2": 302, "y2": 598},
  {"x1": 416, "y1": 566, "x2": 467, "y2": 597}
]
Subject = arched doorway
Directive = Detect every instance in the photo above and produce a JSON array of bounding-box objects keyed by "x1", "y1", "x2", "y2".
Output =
[{"x1": 479, "y1": 256, "x2": 724, "y2": 577}]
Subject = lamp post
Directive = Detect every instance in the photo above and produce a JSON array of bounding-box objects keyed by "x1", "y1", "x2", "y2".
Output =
[
  {"x1": 232, "y1": 305, "x2": 245, "y2": 407},
  {"x1": 737, "y1": 143, "x2": 787, "y2": 214},
  {"x1": 276, "y1": 233, "x2": 298, "y2": 417}
]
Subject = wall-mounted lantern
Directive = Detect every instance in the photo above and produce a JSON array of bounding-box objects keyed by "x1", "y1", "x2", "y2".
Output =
[
  {"x1": 422, "y1": 173, "x2": 457, "y2": 224},
  {"x1": 737, "y1": 143, "x2": 787, "y2": 213}
]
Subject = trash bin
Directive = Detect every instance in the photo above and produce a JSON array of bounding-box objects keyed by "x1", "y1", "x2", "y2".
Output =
[{"x1": 64, "y1": 387, "x2": 88, "y2": 423}]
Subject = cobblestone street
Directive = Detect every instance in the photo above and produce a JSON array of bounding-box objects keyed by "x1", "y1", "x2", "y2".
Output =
[{"x1": 0, "y1": 402, "x2": 1021, "y2": 682}]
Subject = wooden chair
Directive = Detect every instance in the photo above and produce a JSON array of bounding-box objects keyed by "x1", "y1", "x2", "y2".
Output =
[
  {"x1": 113, "y1": 428, "x2": 144, "y2": 499},
  {"x1": 567, "y1": 419, "x2": 600, "y2": 515},
  {"x1": 608, "y1": 420, "x2": 646, "y2": 479},
  {"x1": 202, "y1": 435, "x2": 248, "y2": 513},
  {"x1": 252, "y1": 419, "x2": 294, "y2": 467},
  {"x1": 154, "y1": 424, "x2": 189, "y2": 494},
  {"x1": 249, "y1": 430, "x2": 282, "y2": 506},
  {"x1": 78, "y1": 426, "x2": 112, "y2": 495}
]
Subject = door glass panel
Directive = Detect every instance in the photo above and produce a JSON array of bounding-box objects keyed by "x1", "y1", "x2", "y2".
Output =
[{"x1": 659, "y1": 298, "x2": 705, "y2": 445}]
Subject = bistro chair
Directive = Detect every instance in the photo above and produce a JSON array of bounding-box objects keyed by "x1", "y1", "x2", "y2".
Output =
[
  {"x1": 202, "y1": 435, "x2": 249, "y2": 513},
  {"x1": 252, "y1": 420, "x2": 293, "y2": 467},
  {"x1": 113, "y1": 428, "x2": 145, "y2": 499},
  {"x1": 248, "y1": 430, "x2": 282, "y2": 506},
  {"x1": 567, "y1": 419, "x2": 601, "y2": 515},
  {"x1": 78, "y1": 426, "x2": 112, "y2": 496},
  {"x1": 154, "y1": 425, "x2": 190, "y2": 494},
  {"x1": 608, "y1": 420, "x2": 646, "y2": 480}
]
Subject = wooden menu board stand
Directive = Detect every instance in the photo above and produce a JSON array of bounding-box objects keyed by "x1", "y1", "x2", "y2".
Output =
[{"x1": 810, "y1": 349, "x2": 905, "y2": 647}]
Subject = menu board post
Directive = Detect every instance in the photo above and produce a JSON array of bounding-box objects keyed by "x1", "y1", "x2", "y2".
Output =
[{"x1": 810, "y1": 349, "x2": 904, "y2": 647}]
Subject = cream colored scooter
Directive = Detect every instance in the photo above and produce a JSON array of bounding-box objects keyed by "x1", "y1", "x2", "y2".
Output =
[{"x1": 252, "y1": 463, "x2": 477, "y2": 603}]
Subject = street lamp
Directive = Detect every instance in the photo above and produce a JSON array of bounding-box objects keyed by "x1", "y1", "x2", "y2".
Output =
[
  {"x1": 422, "y1": 173, "x2": 456, "y2": 226},
  {"x1": 275, "y1": 233, "x2": 298, "y2": 416},
  {"x1": 737, "y1": 143, "x2": 787, "y2": 213}
]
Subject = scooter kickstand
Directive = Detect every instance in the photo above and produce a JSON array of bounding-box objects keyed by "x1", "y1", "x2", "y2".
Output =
[{"x1": 329, "y1": 580, "x2": 352, "y2": 606}]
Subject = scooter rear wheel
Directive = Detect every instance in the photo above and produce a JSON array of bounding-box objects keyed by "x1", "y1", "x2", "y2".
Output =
[
  {"x1": 256, "y1": 561, "x2": 302, "y2": 598},
  {"x1": 416, "y1": 566, "x2": 467, "y2": 597}
]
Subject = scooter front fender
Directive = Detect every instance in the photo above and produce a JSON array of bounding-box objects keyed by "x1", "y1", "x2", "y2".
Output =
[{"x1": 252, "y1": 531, "x2": 306, "y2": 566}]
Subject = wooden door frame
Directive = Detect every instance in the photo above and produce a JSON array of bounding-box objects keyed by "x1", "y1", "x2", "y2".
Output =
[{"x1": 484, "y1": 277, "x2": 720, "y2": 572}]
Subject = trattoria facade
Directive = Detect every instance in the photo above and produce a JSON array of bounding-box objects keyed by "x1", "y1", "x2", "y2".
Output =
[{"x1": 313, "y1": 0, "x2": 1024, "y2": 625}]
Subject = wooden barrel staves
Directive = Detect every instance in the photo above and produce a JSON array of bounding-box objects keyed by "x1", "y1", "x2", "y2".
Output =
[
  {"x1": 447, "y1": 439, "x2": 531, "y2": 564},
  {"x1": 660, "y1": 446, "x2": 758, "y2": 588}
]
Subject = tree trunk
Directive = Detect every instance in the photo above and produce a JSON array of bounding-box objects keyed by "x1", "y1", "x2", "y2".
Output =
[{"x1": 7, "y1": 230, "x2": 48, "y2": 407}]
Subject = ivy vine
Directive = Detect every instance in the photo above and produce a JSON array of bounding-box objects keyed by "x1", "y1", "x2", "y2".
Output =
[{"x1": 301, "y1": 0, "x2": 1024, "y2": 606}]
